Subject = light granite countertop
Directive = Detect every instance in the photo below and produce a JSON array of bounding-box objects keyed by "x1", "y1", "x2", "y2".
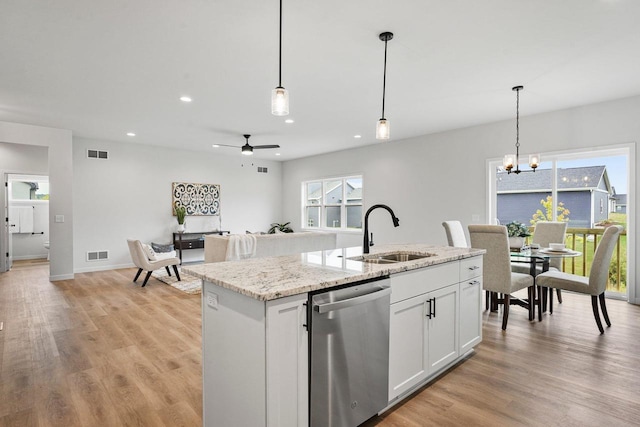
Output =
[{"x1": 183, "y1": 243, "x2": 484, "y2": 301}]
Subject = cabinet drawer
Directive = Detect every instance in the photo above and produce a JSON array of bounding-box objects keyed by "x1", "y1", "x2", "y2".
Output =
[
  {"x1": 459, "y1": 256, "x2": 482, "y2": 281},
  {"x1": 391, "y1": 262, "x2": 459, "y2": 304}
]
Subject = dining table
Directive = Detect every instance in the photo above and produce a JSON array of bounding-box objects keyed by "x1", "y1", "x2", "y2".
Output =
[{"x1": 510, "y1": 247, "x2": 582, "y2": 321}]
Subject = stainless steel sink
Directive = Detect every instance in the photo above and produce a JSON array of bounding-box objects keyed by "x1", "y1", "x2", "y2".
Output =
[
  {"x1": 356, "y1": 252, "x2": 435, "y2": 264},
  {"x1": 377, "y1": 253, "x2": 434, "y2": 262},
  {"x1": 359, "y1": 258, "x2": 399, "y2": 264}
]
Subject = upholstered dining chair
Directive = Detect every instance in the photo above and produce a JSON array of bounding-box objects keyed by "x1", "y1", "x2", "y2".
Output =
[
  {"x1": 535, "y1": 225, "x2": 623, "y2": 334},
  {"x1": 469, "y1": 225, "x2": 535, "y2": 330},
  {"x1": 127, "y1": 239, "x2": 181, "y2": 287},
  {"x1": 442, "y1": 221, "x2": 468, "y2": 247},
  {"x1": 511, "y1": 221, "x2": 568, "y2": 306}
]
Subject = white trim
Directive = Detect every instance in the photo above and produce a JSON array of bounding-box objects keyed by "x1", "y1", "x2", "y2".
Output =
[
  {"x1": 74, "y1": 262, "x2": 135, "y2": 273},
  {"x1": 50, "y1": 273, "x2": 74, "y2": 281}
]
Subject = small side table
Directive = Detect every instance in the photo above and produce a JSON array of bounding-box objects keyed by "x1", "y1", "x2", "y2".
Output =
[{"x1": 173, "y1": 231, "x2": 230, "y2": 262}]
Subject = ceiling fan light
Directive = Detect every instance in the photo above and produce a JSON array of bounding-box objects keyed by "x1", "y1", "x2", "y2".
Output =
[
  {"x1": 271, "y1": 87, "x2": 289, "y2": 116},
  {"x1": 241, "y1": 144, "x2": 254, "y2": 155},
  {"x1": 376, "y1": 118, "x2": 390, "y2": 140}
]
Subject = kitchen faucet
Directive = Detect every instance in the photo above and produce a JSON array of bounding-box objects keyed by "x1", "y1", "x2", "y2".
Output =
[{"x1": 363, "y1": 204, "x2": 400, "y2": 254}]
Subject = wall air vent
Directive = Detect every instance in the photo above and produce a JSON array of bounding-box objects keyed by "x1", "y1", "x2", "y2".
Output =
[
  {"x1": 86, "y1": 250, "x2": 109, "y2": 261},
  {"x1": 257, "y1": 166, "x2": 268, "y2": 173},
  {"x1": 87, "y1": 149, "x2": 109, "y2": 159}
]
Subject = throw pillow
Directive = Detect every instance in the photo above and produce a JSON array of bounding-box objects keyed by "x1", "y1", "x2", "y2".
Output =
[
  {"x1": 152, "y1": 242, "x2": 175, "y2": 253},
  {"x1": 141, "y1": 242, "x2": 158, "y2": 261}
]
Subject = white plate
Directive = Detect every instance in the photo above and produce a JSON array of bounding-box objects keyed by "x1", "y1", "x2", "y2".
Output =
[{"x1": 540, "y1": 248, "x2": 570, "y2": 254}]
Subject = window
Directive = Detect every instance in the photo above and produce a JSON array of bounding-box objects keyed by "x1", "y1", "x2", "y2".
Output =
[
  {"x1": 303, "y1": 176, "x2": 363, "y2": 230},
  {"x1": 9, "y1": 178, "x2": 49, "y2": 201}
]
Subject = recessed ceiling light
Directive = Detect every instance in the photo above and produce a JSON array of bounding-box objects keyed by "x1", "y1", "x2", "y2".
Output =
[
  {"x1": 212, "y1": 144, "x2": 220, "y2": 148},
  {"x1": 354, "y1": 135, "x2": 362, "y2": 139},
  {"x1": 275, "y1": 153, "x2": 281, "y2": 156},
  {"x1": 180, "y1": 96, "x2": 192, "y2": 103},
  {"x1": 126, "y1": 132, "x2": 136, "y2": 137},
  {"x1": 285, "y1": 119, "x2": 294, "y2": 124}
]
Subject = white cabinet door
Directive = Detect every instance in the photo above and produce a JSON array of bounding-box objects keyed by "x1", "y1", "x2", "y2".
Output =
[
  {"x1": 459, "y1": 276, "x2": 482, "y2": 354},
  {"x1": 266, "y1": 294, "x2": 309, "y2": 427},
  {"x1": 388, "y1": 293, "x2": 429, "y2": 401},
  {"x1": 426, "y1": 283, "x2": 459, "y2": 375}
]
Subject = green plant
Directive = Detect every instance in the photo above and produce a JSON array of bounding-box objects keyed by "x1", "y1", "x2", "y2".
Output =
[
  {"x1": 174, "y1": 205, "x2": 186, "y2": 224},
  {"x1": 268, "y1": 222, "x2": 293, "y2": 234},
  {"x1": 505, "y1": 221, "x2": 531, "y2": 237}
]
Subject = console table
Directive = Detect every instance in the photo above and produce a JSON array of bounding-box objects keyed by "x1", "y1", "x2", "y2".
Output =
[{"x1": 173, "y1": 231, "x2": 229, "y2": 262}]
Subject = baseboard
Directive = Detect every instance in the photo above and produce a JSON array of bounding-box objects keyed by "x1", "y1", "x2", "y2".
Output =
[
  {"x1": 12, "y1": 255, "x2": 48, "y2": 261},
  {"x1": 74, "y1": 262, "x2": 135, "y2": 273},
  {"x1": 50, "y1": 273, "x2": 74, "y2": 281}
]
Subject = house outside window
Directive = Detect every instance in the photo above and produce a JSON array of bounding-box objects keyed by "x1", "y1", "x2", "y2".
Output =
[{"x1": 303, "y1": 176, "x2": 363, "y2": 230}]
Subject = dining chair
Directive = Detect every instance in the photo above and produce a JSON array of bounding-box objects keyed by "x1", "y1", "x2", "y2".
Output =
[
  {"x1": 535, "y1": 225, "x2": 623, "y2": 334},
  {"x1": 127, "y1": 239, "x2": 181, "y2": 287},
  {"x1": 511, "y1": 221, "x2": 568, "y2": 306},
  {"x1": 468, "y1": 225, "x2": 535, "y2": 330},
  {"x1": 442, "y1": 221, "x2": 468, "y2": 247}
]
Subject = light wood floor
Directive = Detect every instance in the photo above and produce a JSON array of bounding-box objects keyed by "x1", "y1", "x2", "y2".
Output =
[{"x1": 2, "y1": 261, "x2": 640, "y2": 426}]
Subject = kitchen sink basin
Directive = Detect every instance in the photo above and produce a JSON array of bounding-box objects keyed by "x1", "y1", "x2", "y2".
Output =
[
  {"x1": 377, "y1": 253, "x2": 434, "y2": 262},
  {"x1": 356, "y1": 252, "x2": 435, "y2": 264}
]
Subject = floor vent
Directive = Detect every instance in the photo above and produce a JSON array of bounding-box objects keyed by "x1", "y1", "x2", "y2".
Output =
[
  {"x1": 257, "y1": 166, "x2": 268, "y2": 173},
  {"x1": 86, "y1": 250, "x2": 109, "y2": 261},
  {"x1": 87, "y1": 149, "x2": 109, "y2": 159}
]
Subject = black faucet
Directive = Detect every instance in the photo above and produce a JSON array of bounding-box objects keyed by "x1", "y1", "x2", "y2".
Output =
[{"x1": 363, "y1": 204, "x2": 400, "y2": 254}]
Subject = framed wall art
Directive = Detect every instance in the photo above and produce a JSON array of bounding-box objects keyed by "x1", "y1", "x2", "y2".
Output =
[{"x1": 172, "y1": 182, "x2": 220, "y2": 216}]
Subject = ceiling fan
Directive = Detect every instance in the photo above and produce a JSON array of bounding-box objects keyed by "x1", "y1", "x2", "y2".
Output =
[{"x1": 214, "y1": 134, "x2": 280, "y2": 156}]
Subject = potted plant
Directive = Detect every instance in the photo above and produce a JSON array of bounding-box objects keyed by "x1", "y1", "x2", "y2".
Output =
[
  {"x1": 174, "y1": 205, "x2": 186, "y2": 232},
  {"x1": 268, "y1": 222, "x2": 294, "y2": 234},
  {"x1": 505, "y1": 221, "x2": 531, "y2": 250}
]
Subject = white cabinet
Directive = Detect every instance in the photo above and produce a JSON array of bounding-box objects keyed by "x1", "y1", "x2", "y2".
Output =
[
  {"x1": 388, "y1": 264, "x2": 460, "y2": 401},
  {"x1": 202, "y1": 281, "x2": 308, "y2": 427},
  {"x1": 459, "y1": 256, "x2": 483, "y2": 354},
  {"x1": 388, "y1": 257, "x2": 484, "y2": 403}
]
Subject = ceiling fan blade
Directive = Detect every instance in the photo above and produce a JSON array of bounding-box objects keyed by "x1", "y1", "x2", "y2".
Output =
[
  {"x1": 214, "y1": 144, "x2": 241, "y2": 148},
  {"x1": 253, "y1": 145, "x2": 280, "y2": 149}
]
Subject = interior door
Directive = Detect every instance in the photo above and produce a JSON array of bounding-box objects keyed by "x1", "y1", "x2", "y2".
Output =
[{"x1": 2, "y1": 174, "x2": 12, "y2": 271}]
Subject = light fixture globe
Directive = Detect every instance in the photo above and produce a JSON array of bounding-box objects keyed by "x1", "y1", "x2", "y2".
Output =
[
  {"x1": 376, "y1": 118, "x2": 390, "y2": 140},
  {"x1": 271, "y1": 86, "x2": 289, "y2": 116}
]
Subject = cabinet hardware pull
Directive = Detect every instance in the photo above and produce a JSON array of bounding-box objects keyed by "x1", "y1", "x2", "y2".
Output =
[
  {"x1": 469, "y1": 280, "x2": 480, "y2": 286},
  {"x1": 432, "y1": 297, "x2": 436, "y2": 318},
  {"x1": 426, "y1": 299, "x2": 432, "y2": 319},
  {"x1": 468, "y1": 265, "x2": 480, "y2": 270}
]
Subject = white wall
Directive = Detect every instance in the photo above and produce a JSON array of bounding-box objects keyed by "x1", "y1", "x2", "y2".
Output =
[
  {"x1": 282, "y1": 95, "x2": 639, "y2": 303},
  {"x1": 0, "y1": 122, "x2": 73, "y2": 280},
  {"x1": 73, "y1": 138, "x2": 282, "y2": 272}
]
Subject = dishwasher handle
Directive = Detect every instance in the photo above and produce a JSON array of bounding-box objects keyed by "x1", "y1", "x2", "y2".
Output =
[{"x1": 314, "y1": 286, "x2": 391, "y2": 314}]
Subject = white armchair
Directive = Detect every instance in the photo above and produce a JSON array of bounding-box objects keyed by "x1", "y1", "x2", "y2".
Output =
[{"x1": 127, "y1": 239, "x2": 181, "y2": 287}]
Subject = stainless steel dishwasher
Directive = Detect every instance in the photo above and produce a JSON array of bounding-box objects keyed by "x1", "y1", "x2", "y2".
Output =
[{"x1": 309, "y1": 277, "x2": 391, "y2": 427}]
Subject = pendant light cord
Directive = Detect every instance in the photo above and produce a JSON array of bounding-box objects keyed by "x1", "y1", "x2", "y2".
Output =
[
  {"x1": 278, "y1": 0, "x2": 283, "y2": 87},
  {"x1": 381, "y1": 38, "x2": 388, "y2": 119},
  {"x1": 515, "y1": 87, "x2": 520, "y2": 169}
]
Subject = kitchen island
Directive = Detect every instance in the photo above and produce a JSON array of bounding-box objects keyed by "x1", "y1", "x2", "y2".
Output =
[{"x1": 184, "y1": 243, "x2": 485, "y2": 427}]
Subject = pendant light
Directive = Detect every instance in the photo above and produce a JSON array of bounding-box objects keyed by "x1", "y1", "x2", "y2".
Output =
[
  {"x1": 376, "y1": 32, "x2": 393, "y2": 140},
  {"x1": 503, "y1": 85, "x2": 540, "y2": 174},
  {"x1": 271, "y1": 0, "x2": 289, "y2": 116}
]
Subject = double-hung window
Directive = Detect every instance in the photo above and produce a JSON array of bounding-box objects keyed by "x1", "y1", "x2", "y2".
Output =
[{"x1": 303, "y1": 176, "x2": 363, "y2": 230}]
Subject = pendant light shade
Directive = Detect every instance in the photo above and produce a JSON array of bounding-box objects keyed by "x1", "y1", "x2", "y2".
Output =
[
  {"x1": 376, "y1": 32, "x2": 393, "y2": 140},
  {"x1": 271, "y1": 86, "x2": 289, "y2": 116},
  {"x1": 271, "y1": 0, "x2": 289, "y2": 116},
  {"x1": 376, "y1": 118, "x2": 390, "y2": 140},
  {"x1": 504, "y1": 85, "x2": 539, "y2": 174}
]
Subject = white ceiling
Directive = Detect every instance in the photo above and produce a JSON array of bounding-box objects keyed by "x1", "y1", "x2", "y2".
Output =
[{"x1": 2, "y1": 0, "x2": 640, "y2": 160}]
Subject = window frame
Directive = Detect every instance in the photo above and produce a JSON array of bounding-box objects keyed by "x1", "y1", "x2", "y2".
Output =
[{"x1": 301, "y1": 175, "x2": 363, "y2": 232}]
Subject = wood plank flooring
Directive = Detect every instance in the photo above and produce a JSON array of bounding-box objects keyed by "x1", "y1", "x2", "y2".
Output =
[{"x1": 2, "y1": 261, "x2": 640, "y2": 426}]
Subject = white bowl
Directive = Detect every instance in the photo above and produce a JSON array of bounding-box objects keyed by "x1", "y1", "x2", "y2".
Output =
[{"x1": 549, "y1": 243, "x2": 565, "y2": 251}]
